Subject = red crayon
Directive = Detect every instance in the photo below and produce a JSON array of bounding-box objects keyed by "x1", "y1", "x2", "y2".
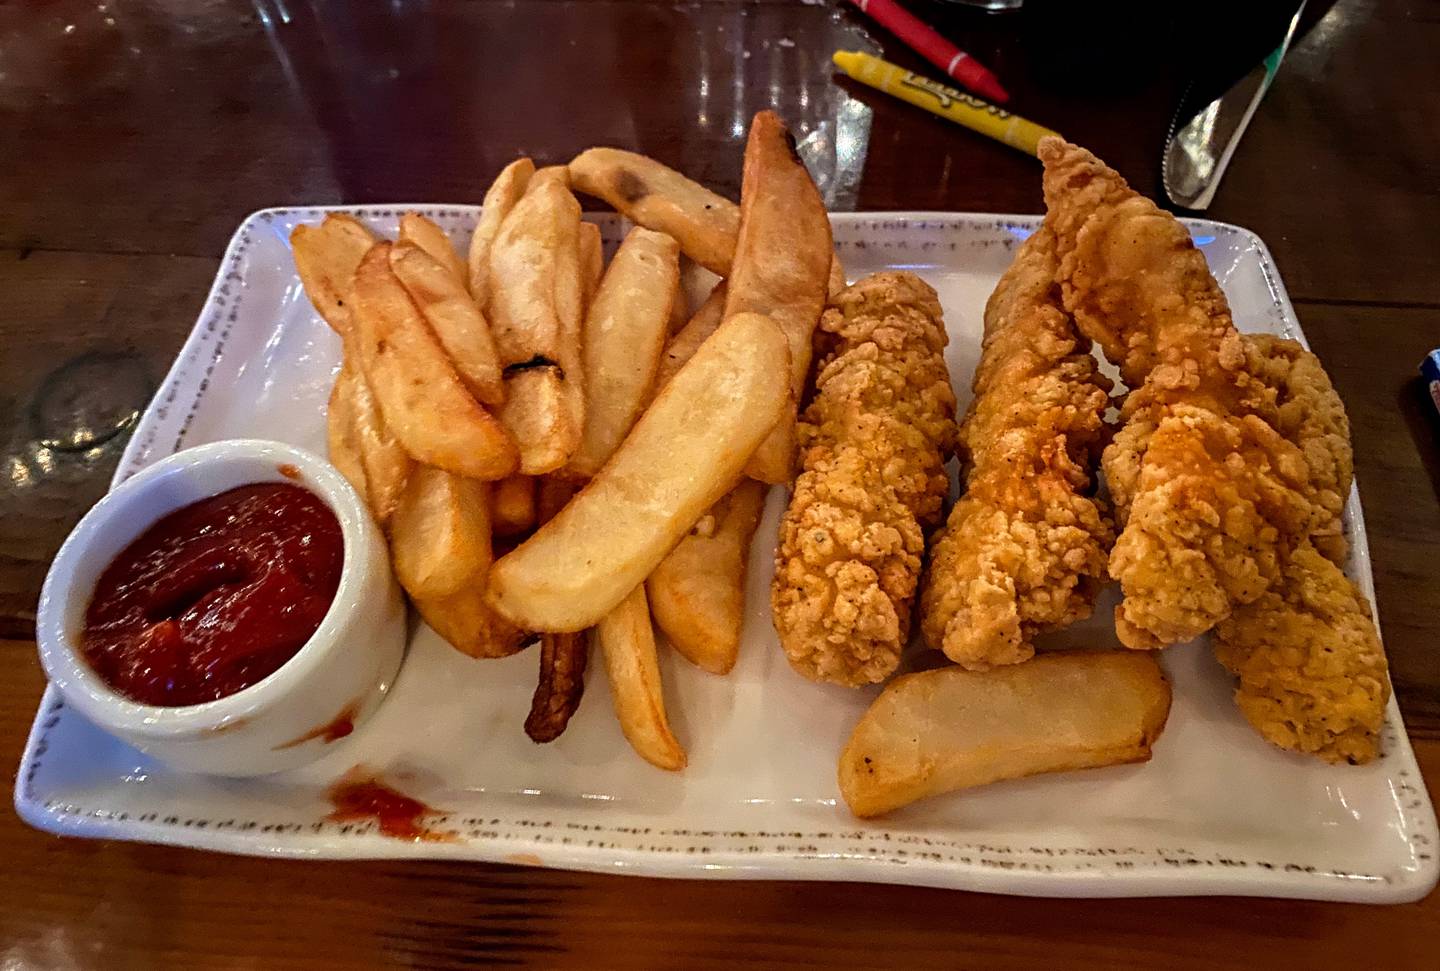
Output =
[{"x1": 847, "y1": 0, "x2": 1010, "y2": 104}]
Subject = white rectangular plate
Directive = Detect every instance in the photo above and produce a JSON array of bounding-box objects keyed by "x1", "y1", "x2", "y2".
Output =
[{"x1": 16, "y1": 209, "x2": 1438, "y2": 902}]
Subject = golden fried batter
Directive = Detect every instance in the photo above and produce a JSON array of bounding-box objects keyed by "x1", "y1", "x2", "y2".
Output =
[
  {"x1": 771, "y1": 272, "x2": 957, "y2": 686},
  {"x1": 918, "y1": 228, "x2": 1113, "y2": 670},
  {"x1": 1039, "y1": 137, "x2": 1311, "y2": 649},
  {"x1": 1214, "y1": 336, "x2": 1388, "y2": 764}
]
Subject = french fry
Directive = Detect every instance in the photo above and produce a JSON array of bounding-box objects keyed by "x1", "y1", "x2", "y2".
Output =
[
  {"x1": 725, "y1": 111, "x2": 834, "y2": 484},
  {"x1": 351, "y1": 243, "x2": 519, "y2": 481},
  {"x1": 569, "y1": 147, "x2": 739, "y2": 276},
  {"x1": 647, "y1": 479, "x2": 766, "y2": 674},
  {"x1": 487, "y1": 177, "x2": 586, "y2": 474},
  {"x1": 492, "y1": 474, "x2": 537, "y2": 537},
  {"x1": 652, "y1": 281, "x2": 726, "y2": 397},
  {"x1": 531, "y1": 164, "x2": 571, "y2": 189},
  {"x1": 388, "y1": 465, "x2": 493, "y2": 601},
  {"x1": 596, "y1": 585, "x2": 686, "y2": 771},
  {"x1": 568, "y1": 226, "x2": 681, "y2": 478},
  {"x1": 389, "y1": 240, "x2": 506, "y2": 407},
  {"x1": 838, "y1": 651, "x2": 1173, "y2": 818},
  {"x1": 468, "y1": 158, "x2": 535, "y2": 306},
  {"x1": 326, "y1": 361, "x2": 369, "y2": 504},
  {"x1": 486, "y1": 312, "x2": 790, "y2": 632},
  {"x1": 579, "y1": 221, "x2": 603, "y2": 309},
  {"x1": 524, "y1": 631, "x2": 589, "y2": 743},
  {"x1": 413, "y1": 584, "x2": 527, "y2": 660},
  {"x1": 291, "y1": 213, "x2": 376, "y2": 334},
  {"x1": 343, "y1": 337, "x2": 413, "y2": 524},
  {"x1": 398, "y1": 212, "x2": 467, "y2": 286}
]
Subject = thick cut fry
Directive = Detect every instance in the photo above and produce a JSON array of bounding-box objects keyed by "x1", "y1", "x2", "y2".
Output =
[
  {"x1": 492, "y1": 474, "x2": 537, "y2": 537},
  {"x1": 388, "y1": 465, "x2": 493, "y2": 601},
  {"x1": 468, "y1": 158, "x2": 535, "y2": 306},
  {"x1": 524, "y1": 631, "x2": 589, "y2": 743},
  {"x1": 596, "y1": 585, "x2": 686, "y2": 770},
  {"x1": 579, "y1": 221, "x2": 604, "y2": 309},
  {"x1": 569, "y1": 147, "x2": 740, "y2": 276},
  {"x1": 487, "y1": 177, "x2": 586, "y2": 473},
  {"x1": 839, "y1": 651, "x2": 1172, "y2": 818},
  {"x1": 398, "y1": 212, "x2": 467, "y2": 286},
  {"x1": 340, "y1": 337, "x2": 413, "y2": 524},
  {"x1": 291, "y1": 214, "x2": 376, "y2": 334},
  {"x1": 569, "y1": 227, "x2": 681, "y2": 477},
  {"x1": 326, "y1": 363, "x2": 369, "y2": 504},
  {"x1": 487, "y1": 312, "x2": 790, "y2": 632},
  {"x1": 413, "y1": 584, "x2": 527, "y2": 660},
  {"x1": 652, "y1": 281, "x2": 726, "y2": 397},
  {"x1": 724, "y1": 111, "x2": 834, "y2": 483},
  {"x1": 389, "y1": 240, "x2": 506, "y2": 407},
  {"x1": 351, "y1": 243, "x2": 519, "y2": 480},
  {"x1": 647, "y1": 479, "x2": 766, "y2": 674}
]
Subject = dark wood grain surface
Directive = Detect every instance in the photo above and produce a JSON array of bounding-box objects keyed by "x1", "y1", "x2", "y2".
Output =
[{"x1": 3, "y1": 0, "x2": 1438, "y2": 965}]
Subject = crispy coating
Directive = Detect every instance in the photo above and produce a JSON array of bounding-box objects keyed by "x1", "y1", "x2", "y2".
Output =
[
  {"x1": 771, "y1": 272, "x2": 957, "y2": 686},
  {"x1": 1243, "y1": 334, "x2": 1354, "y2": 563},
  {"x1": 1040, "y1": 137, "x2": 1389, "y2": 761},
  {"x1": 918, "y1": 229, "x2": 1114, "y2": 670},
  {"x1": 1214, "y1": 336, "x2": 1388, "y2": 764},
  {"x1": 1214, "y1": 545, "x2": 1389, "y2": 764},
  {"x1": 1039, "y1": 137, "x2": 1310, "y2": 648}
]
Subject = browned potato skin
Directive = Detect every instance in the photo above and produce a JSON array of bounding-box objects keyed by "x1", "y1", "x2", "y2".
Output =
[
  {"x1": 596, "y1": 585, "x2": 686, "y2": 771},
  {"x1": 351, "y1": 243, "x2": 518, "y2": 481},
  {"x1": 388, "y1": 465, "x2": 493, "y2": 601},
  {"x1": 723, "y1": 111, "x2": 833, "y2": 484},
  {"x1": 398, "y1": 212, "x2": 468, "y2": 287},
  {"x1": 291, "y1": 214, "x2": 376, "y2": 335},
  {"x1": 339, "y1": 334, "x2": 413, "y2": 524},
  {"x1": 568, "y1": 226, "x2": 681, "y2": 478},
  {"x1": 485, "y1": 312, "x2": 790, "y2": 633},
  {"x1": 647, "y1": 479, "x2": 766, "y2": 674},
  {"x1": 525, "y1": 631, "x2": 589, "y2": 743},
  {"x1": 389, "y1": 240, "x2": 506, "y2": 407},
  {"x1": 651, "y1": 281, "x2": 726, "y2": 399},
  {"x1": 469, "y1": 158, "x2": 535, "y2": 306},
  {"x1": 326, "y1": 361, "x2": 369, "y2": 504},
  {"x1": 839, "y1": 651, "x2": 1172, "y2": 818},
  {"x1": 568, "y1": 147, "x2": 739, "y2": 276}
]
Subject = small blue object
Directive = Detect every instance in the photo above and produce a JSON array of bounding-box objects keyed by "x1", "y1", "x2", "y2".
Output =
[{"x1": 1423, "y1": 349, "x2": 1440, "y2": 417}]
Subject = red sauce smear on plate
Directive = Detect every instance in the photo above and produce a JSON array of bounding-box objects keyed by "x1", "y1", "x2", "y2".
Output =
[
  {"x1": 326, "y1": 774, "x2": 453, "y2": 841},
  {"x1": 274, "y1": 700, "x2": 360, "y2": 750},
  {"x1": 81, "y1": 483, "x2": 343, "y2": 707}
]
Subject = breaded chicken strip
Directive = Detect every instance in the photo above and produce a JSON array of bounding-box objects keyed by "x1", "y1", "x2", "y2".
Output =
[
  {"x1": 771, "y1": 272, "x2": 957, "y2": 686},
  {"x1": 1214, "y1": 335, "x2": 1389, "y2": 764},
  {"x1": 1039, "y1": 137, "x2": 1314, "y2": 649},
  {"x1": 919, "y1": 228, "x2": 1113, "y2": 670}
]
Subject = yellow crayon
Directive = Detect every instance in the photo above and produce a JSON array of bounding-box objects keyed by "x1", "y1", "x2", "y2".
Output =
[{"x1": 833, "y1": 50, "x2": 1060, "y2": 156}]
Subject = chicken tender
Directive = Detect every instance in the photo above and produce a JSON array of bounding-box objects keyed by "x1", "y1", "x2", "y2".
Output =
[
  {"x1": 1214, "y1": 336, "x2": 1389, "y2": 764},
  {"x1": 771, "y1": 272, "x2": 957, "y2": 686},
  {"x1": 1214, "y1": 545, "x2": 1389, "y2": 764},
  {"x1": 1039, "y1": 136, "x2": 1311, "y2": 649},
  {"x1": 919, "y1": 228, "x2": 1113, "y2": 670}
]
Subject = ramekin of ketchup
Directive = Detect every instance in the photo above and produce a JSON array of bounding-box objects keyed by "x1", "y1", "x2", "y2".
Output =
[{"x1": 37, "y1": 440, "x2": 406, "y2": 776}]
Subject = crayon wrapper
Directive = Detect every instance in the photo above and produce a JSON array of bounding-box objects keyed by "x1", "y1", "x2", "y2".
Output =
[{"x1": 1423, "y1": 349, "x2": 1440, "y2": 418}]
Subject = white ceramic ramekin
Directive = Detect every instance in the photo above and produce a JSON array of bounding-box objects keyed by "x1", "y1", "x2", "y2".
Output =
[{"x1": 36, "y1": 439, "x2": 407, "y2": 776}]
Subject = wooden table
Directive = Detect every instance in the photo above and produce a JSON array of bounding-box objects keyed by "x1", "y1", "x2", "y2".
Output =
[{"x1": 2, "y1": 0, "x2": 1438, "y2": 965}]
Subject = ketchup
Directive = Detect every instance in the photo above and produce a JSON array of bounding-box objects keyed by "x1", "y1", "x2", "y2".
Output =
[{"x1": 81, "y1": 483, "x2": 343, "y2": 706}]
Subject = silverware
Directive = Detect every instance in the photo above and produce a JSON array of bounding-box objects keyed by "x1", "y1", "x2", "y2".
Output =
[{"x1": 1163, "y1": 2, "x2": 1305, "y2": 210}]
